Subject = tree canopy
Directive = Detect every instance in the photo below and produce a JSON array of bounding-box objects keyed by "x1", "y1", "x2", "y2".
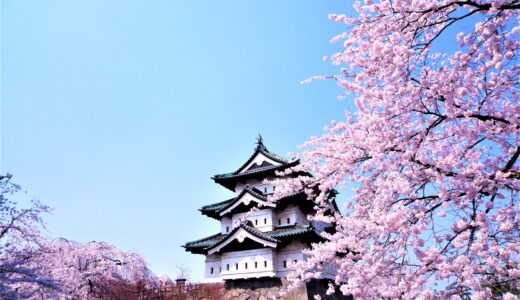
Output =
[{"x1": 274, "y1": 1, "x2": 519, "y2": 298}]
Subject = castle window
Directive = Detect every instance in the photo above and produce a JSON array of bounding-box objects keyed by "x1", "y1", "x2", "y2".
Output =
[
  {"x1": 264, "y1": 261, "x2": 267, "y2": 268},
  {"x1": 255, "y1": 262, "x2": 258, "y2": 268},
  {"x1": 264, "y1": 218, "x2": 267, "y2": 224},
  {"x1": 287, "y1": 217, "x2": 290, "y2": 224},
  {"x1": 278, "y1": 219, "x2": 281, "y2": 225},
  {"x1": 294, "y1": 260, "x2": 297, "y2": 264},
  {"x1": 264, "y1": 187, "x2": 267, "y2": 193},
  {"x1": 283, "y1": 261, "x2": 287, "y2": 268},
  {"x1": 226, "y1": 226, "x2": 229, "y2": 233},
  {"x1": 273, "y1": 186, "x2": 276, "y2": 191},
  {"x1": 210, "y1": 267, "x2": 214, "y2": 274},
  {"x1": 236, "y1": 263, "x2": 238, "y2": 270},
  {"x1": 220, "y1": 267, "x2": 222, "y2": 273},
  {"x1": 226, "y1": 264, "x2": 229, "y2": 271},
  {"x1": 255, "y1": 219, "x2": 258, "y2": 226},
  {"x1": 245, "y1": 263, "x2": 248, "y2": 269}
]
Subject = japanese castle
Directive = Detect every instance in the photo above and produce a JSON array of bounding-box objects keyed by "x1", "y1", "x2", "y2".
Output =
[{"x1": 183, "y1": 137, "x2": 338, "y2": 282}]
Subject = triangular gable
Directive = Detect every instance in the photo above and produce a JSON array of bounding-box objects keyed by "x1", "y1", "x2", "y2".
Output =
[
  {"x1": 219, "y1": 189, "x2": 275, "y2": 216},
  {"x1": 232, "y1": 139, "x2": 289, "y2": 175},
  {"x1": 237, "y1": 152, "x2": 284, "y2": 174},
  {"x1": 207, "y1": 226, "x2": 278, "y2": 254}
]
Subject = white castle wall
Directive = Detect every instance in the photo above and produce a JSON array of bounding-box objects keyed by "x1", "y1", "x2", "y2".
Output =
[
  {"x1": 205, "y1": 254, "x2": 223, "y2": 281},
  {"x1": 275, "y1": 204, "x2": 309, "y2": 227},
  {"x1": 221, "y1": 217, "x2": 232, "y2": 234},
  {"x1": 231, "y1": 208, "x2": 274, "y2": 232},
  {"x1": 220, "y1": 204, "x2": 310, "y2": 235},
  {"x1": 203, "y1": 241, "x2": 308, "y2": 282},
  {"x1": 204, "y1": 248, "x2": 276, "y2": 282},
  {"x1": 274, "y1": 240, "x2": 306, "y2": 278}
]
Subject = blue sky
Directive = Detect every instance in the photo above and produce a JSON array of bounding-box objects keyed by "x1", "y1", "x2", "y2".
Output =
[{"x1": 1, "y1": 0, "x2": 356, "y2": 280}]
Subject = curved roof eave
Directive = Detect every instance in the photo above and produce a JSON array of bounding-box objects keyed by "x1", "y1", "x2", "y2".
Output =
[{"x1": 204, "y1": 222, "x2": 280, "y2": 254}]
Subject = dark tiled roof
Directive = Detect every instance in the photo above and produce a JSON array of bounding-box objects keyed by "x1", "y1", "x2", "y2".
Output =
[
  {"x1": 200, "y1": 189, "x2": 312, "y2": 220},
  {"x1": 199, "y1": 187, "x2": 269, "y2": 220},
  {"x1": 268, "y1": 224, "x2": 314, "y2": 239},
  {"x1": 183, "y1": 223, "x2": 315, "y2": 255},
  {"x1": 240, "y1": 222, "x2": 280, "y2": 243},
  {"x1": 212, "y1": 160, "x2": 301, "y2": 191},
  {"x1": 233, "y1": 140, "x2": 290, "y2": 175},
  {"x1": 200, "y1": 198, "x2": 235, "y2": 213},
  {"x1": 216, "y1": 188, "x2": 268, "y2": 213},
  {"x1": 245, "y1": 160, "x2": 274, "y2": 171},
  {"x1": 183, "y1": 233, "x2": 226, "y2": 250},
  {"x1": 213, "y1": 161, "x2": 297, "y2": 180},
  {"x1": 191, "y1": 222, "x2": 280, "y2": 255},
  {"x1": 211, "y1": 140, "x2": 298, "y2": 191}
]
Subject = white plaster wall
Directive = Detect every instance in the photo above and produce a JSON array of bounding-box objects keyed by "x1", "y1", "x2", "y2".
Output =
[
  {"x1": 205, "y1": 254, "x2": 222, "y2": 279},
  {"x1": 234, "y1": 182, "x2": 246, "y2": 195},
  {"x1": 221, "y1": 217, "x2": 232, "y2": 234},
  {"x1": 203, "y1": 241, "x2": 311, "y2": 281},
  {"x1": 275, "y1": 205, "x2": 309, "y2": 227},
  {"x1": 274, "y1": 241, "x2": 307, "y2": 278},
  {"x1": 219, "y1": 248, "x2": 276, "y2": 280},
  {"x1": 232, "y1": 208, "x2": 274, "y2": 232}
]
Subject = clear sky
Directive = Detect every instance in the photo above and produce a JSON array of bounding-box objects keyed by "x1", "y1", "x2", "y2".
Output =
[{"x1": 1, "y1": 0, "x2": 357, "y2": 280}]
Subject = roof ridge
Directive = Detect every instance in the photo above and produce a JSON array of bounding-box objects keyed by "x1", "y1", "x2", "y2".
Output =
[
  {"x1": 240, "y1": 223, "x2": 280, "y2": 243},
  {"x1": 184, "y1": 232, "x2": 223, "y2": 246},
  {"x1": 214, "y1": 162, "x2": 297, "y2": 179},
  {"x1": 215, "y1": 187, "x2": 268, "y2": 215},
  {"x1": 258, "y1": 147, "x2": 289, "y2": 165},
  {"x1": 244, "y1": 186, "x2": 268, "y2": 200},
  {"x1": 211, "y1": 138, "x2": 291, "y2": 177},
  {"x1": 199, "y1": 221, "x2": 279, "y2": 252},
  {"x1": 200, "y1": 197, "x2": 236, "y2": 210},
  {"x1": 274, "y1": 223, "x2": 306, "y2": 228},
  {"x1": 200, "y1": 187, "x2": 272, "y2": 219}
]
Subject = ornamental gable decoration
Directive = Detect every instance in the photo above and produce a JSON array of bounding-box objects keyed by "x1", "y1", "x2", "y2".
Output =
[{"x1": 183, "y1": 137, "x2": 338, "y2": 282}]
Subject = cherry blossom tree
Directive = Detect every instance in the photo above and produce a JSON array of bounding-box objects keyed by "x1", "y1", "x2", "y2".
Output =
[
  {"x1": 273, "y1": 1, "x2": 520, "y2": 298},
  {"x1": 24, "y1": 239, "x2": 158, "y2": 299},
  {"x1": 0, "y1": 174, "x2": 54, "y2": 299},
  {"x1": 0, "y1": 175, "x2": 161, "y2": 299}
]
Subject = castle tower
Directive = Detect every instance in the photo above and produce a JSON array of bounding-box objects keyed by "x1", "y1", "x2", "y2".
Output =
[{"x1": 183, "y1": 137, "x2": 338, "y2": 283}]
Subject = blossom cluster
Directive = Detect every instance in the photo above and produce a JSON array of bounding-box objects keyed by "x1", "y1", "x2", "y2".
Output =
[
  {"x1": 0, "y1": 175, "x2": 157, "y2": 299},
  {"x1": 273, "y1": 1, "x2": 519, "y2": 298}
]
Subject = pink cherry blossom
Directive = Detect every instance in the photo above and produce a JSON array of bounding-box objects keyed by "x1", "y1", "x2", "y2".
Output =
[
  {"x1": 273, "y1": 0, "x2": 519, "y2": 298},
  {"x1": 0, "y1": 175, "x2": 160, "y2": 298},
  {"x1": 19, "y1": 239, "x2": 157, "y2": 298}
]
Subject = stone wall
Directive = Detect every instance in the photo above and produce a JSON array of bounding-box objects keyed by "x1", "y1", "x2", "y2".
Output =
[{"x1": 220, "y1": 278, "x2": 352, "y2": 300}]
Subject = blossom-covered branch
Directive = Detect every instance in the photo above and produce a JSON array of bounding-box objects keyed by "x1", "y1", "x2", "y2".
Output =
[{"x1": 273, "y1": 1, "x2": 519, "y2": 298}]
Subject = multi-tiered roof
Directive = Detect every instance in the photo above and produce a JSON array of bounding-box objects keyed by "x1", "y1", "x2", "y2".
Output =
[{"x1": 183, "y1": 137, "x2": 338, "y2": 278}]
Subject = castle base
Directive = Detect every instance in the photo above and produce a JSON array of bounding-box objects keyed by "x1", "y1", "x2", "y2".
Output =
[{"x1": 222, "y1": 278, "x2": 353, "y2": 300}]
